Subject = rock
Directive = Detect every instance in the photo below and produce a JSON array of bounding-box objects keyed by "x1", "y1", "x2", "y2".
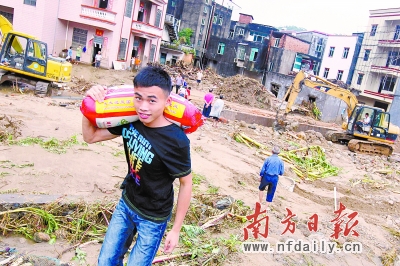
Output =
[
  {"x1": 296, "y1": 131, "x2": 306, "y2": 140},
  {"x1": 33, "y1": 232, "x2": 51, "y2": 243},
  {"x1": 248, "y1": 124, "x2": 256, "y2": 129},
  {"x1": 315, "y1": 132, "x2": 324, "y2": 139},
  {"x1": 388, "y1": 200, "x2": 394, "y2": 205},
  {"x1": 313, "y1": 140, "x2": 322, "y2": 145},
  {"x1": 239, "y1": 121, "x2": 247, "y2": 127},
  {"x1": 290, "y1": 121, "x2": 299, "y2": 130},
  {"x1": 335, "y1": 153, "x2": 341, "y2": 159},
  {"x1": 327, "y1": 141, "x2": 333, "y2": 146}
]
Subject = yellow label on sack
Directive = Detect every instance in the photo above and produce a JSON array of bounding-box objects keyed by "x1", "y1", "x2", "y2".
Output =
[
  {"x1": 95, "y1": 97, "x2": 136, "y2": 113},
  {"x1": 164, "y1": 101, "x2": 185, "y2": 118}
]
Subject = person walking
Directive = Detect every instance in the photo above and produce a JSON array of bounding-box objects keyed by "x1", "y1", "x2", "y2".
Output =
[
  {"x1": 82, "y1": 66, "x2": 192, "y2": 265},
  {"x1": 75, "y1": 46, "x2": 82, "y2": 64},
  {"x1": 209, "y1": 95, "x2": 224, "y2": 127},
  {"x1": 175, "y1": 74, "x2": 183, "y2": 94},
  {"x1": 134, "y1": 56, "x2": 141, "y2": 70},
  {"x1": 196, "y1": 70, "x2": 203, "y2": 87},
  {"x1": 202, "y1": 88, "x2": 214, "y2": 118},
  {"x1": 259, "y1": 146, "x2": 284, "y2": 209},
  {"x1": 95, "y1": 51, "x2": 102, "y2": 68}
]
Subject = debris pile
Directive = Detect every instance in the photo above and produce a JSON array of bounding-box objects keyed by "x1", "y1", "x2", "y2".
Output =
[
  {"x1": 0, "y1": 115, "x2": 23, "y2": 142},
  {"x1": 67, "y1": 76, "x2": 96, "y2": 94}
]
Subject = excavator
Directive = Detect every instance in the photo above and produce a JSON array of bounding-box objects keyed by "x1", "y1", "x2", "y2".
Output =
[
  {"x1": 277, "y1": 70, "x2": 399, "y2": 156},
  {"x1": 0, "y1": 15, "x2": 71, "y2": 95}
]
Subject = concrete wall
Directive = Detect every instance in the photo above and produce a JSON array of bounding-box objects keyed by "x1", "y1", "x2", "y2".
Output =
[
  {"x1": 270, "y1": 34, "x2": 309, "y2": 54},
  {"x1": 389, "y1": 80, "x2": 400, "y2": 127},
  {"x1": 268, "y1": 47, "x2": 296, "y2": 75},
  {"x1": 296, "y1": 31, "x2": 328, "y2": 60},
  {"x1": 238, "y1": 14, "x2": 253, "y2": 24},
  {"x1": 263, "y1": 72, "x2": 348, "y2": 122}
]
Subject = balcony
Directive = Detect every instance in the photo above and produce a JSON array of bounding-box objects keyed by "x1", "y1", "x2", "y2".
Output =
[
  {"x1": 361, "y1": 90, "x2": 394, "y2": 101},
  {"x1": 132, "y1": 21, "x2": 163, "y2": 38},
  {"x1": 371, "y1": 65, "x2": 400, "y2": 75},
  {"x1": 80, "y1": 5, "x2": 117, "y2": 25},
  {"x1": 378, "y1": 39, "x2": 400, "y2": 48}
]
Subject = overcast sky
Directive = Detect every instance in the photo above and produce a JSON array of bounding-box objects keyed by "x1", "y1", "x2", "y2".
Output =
[{"x1": 230, "y1": 0, "x2": 400, "y2": 35}]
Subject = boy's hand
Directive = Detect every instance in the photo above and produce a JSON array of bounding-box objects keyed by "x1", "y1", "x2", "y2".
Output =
[
  {"x1": 163, "y1": 230, "x2": 179, "y2": 254},
  {"x1": 86, "y1": 85, "x2": 107, "y2": 103}
]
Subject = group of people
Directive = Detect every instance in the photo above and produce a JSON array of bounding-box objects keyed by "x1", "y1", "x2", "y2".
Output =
[
  {"x1": 201, "y1": 88, "x2": 225, "y2": 128},
  {"x1": 83, "y1": 66, "x2": 284, "y2": 265}
]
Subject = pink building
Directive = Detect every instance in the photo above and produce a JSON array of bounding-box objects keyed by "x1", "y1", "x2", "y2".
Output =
[{"x1": 0, "y1": 0, "x2": 167, "y2": 69}]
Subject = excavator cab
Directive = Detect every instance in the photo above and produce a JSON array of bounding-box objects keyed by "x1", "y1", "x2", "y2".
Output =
[
  {"x1": 347, "y1": 105, "x2": 394, "y2": 142},
  {"x1": 0, "y1": 32, "x2": 47, "y2": 77}
]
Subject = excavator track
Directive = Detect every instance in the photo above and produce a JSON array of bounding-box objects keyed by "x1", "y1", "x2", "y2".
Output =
[{"x1": 348, "y1": 139, "x2": 393, "y2": 156}]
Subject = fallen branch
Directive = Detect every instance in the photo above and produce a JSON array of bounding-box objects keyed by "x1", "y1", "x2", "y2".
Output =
[
  {"x1": 200, "y1": 212, "x2": 228, "y2": 229},
  {"x1": 152, "y1": 252, "x2": 192, "y2": 264},
  {"x1": 0, "y1": 255, "x2": 16, "y2": 265}
]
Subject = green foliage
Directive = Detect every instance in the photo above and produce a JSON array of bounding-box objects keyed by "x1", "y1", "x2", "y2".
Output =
[
  {"x1": 207, "y1": 185, "x2": 219, "y2": 194},
  {"x1": 312, "y1": 102, "x2": 322, "y2": 120},
  {"x1": 192, "y1": 172, "x2": 205, "y2": 185},
  {"x1": 178, "y1": 28, "x2": 194, "y2": 45},
  {"x1": 182, "y1": 47, "x2": 196, "y2": 55},
  {"x1": 72, "y1": 248, "x2": 88, "y2": 265},
  {"x1": 9, "y1": 135, "x2": 86, "y2": 154}
]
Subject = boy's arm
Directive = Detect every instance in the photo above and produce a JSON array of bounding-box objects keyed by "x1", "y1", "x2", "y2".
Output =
[
  {"x1": 163, "y1": 173, "x2": 192, "y2": 253},
  {"x1": 82, "y1": 116, "x2": 118, "y2": 143}
]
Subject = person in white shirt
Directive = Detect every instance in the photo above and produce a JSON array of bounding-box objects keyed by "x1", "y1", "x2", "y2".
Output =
[
  {"x1": 209, "y1": 95, "x2": 224, "y2": 127},
  {"x1": 356, "y1": 113, "x2": 371, "y2": 133},
  {"x1": 95, "y1": 51, "x2": 102, "y2": 68},
  {"x1": 196, "y1": 70, "x2": 203, "y2": 87}
]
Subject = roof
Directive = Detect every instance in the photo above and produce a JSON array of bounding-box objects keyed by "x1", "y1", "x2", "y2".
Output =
[
  {"x1": 239, "y1": 13, "x2": 254, "y2": 20},
  {"x1": 296, "y1": 30, "x2": 331, "y2": 36}
]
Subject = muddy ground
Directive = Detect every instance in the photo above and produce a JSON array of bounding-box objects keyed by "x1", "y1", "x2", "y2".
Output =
[{"x1": 0, "y1": 64, "x2": 399, "y2": 265}]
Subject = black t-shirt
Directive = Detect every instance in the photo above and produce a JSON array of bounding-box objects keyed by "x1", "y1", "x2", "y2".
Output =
[{"x1": 108, "y1": 121, "x2": 191, "y2": 222}]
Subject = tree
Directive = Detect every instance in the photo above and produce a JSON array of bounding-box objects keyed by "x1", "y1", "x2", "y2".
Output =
[{"x1": 178, "y1": 28, "x2": 194, "y2": 45}]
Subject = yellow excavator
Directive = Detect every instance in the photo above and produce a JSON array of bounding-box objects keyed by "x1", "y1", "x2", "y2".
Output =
[
  {"x1": 278, "y1": 70, "x2": 399, "y2": 156},
  {"x1": 0, "y1": 15, "x2": 71, "y2": 95}
]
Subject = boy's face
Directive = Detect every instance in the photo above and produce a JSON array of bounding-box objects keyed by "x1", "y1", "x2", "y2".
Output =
[{"x1": 134, "y1": 86, "x2": 171, "y2": 127}]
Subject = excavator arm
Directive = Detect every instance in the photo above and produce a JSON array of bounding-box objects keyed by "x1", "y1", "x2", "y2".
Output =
[{"x1": 283, "y1": 70, "x2": 358, "y2": 118}]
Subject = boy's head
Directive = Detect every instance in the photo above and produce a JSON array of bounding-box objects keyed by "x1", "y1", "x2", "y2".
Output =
[
  {"x1": 133, "y1": 67, "x2": 172, "y2": 127},
  {"x1": 219, "y1": 95, "x2": 224, "y2": 99},
  {"x1": 188, "y1": 86, "x2": 192, "y2": 90}
]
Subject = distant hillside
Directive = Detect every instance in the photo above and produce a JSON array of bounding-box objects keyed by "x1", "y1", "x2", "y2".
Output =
[{"x1": 278, "y1": 26, "x2": 307, "y2": 32}]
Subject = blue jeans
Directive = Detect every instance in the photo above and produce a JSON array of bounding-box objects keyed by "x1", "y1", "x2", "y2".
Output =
[
  {"x1": 259, "y1": 175, "x2": 279, "y2": 202},
  {"x1": 98, "y1": 198, "x2": 168, "y2": 266}
]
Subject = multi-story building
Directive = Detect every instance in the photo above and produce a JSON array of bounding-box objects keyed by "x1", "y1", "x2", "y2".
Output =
[
  {"x1": 205, "y1": 13, "x2": 276, "y2": 78},
  {"x1": 351, "y1": 7, "x2": 400, "y2": 114},
  {"x1": 0, "y1": 0, "x2": 167, "y2": 69},
  {"x1": 318, "y1": 35, "x2": 359, "y2": 83},
  {"x1": 295, "y1": 30, "x2": 329, "y2": 75},
  {"x1": 267, "y1": 32, "x2": 315, "y2": 75}
]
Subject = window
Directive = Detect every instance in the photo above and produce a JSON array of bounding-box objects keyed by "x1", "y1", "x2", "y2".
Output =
[
  {"x1": 268, "y1": 62, "x2": 274, "y2": 71},
  {"x1": 394, "y1": 25, "x2": 400, "y2": 40},
  {"x1": 379, "y1": 76, "x2": 397, "y2": 92},
  {"x1": 199, "y1": 26, "x2": 204, "y2": 35},
  {"x1": 149, "y1": 44, "x2": 156, "y2": 62},
  {"x1": 253, "y1": 35, "x2": 263, "y2": 42},
  {"x1": 357, "y1": 74, "x2": 364, "y2": 85},
  {"x1": 370, "y1": 24, "x2": 378, "y2": 36},
  {"x1": 205, "y1": 0, "x2": 209, "y2": 3},
  {"x1": 218, "y1": 16, "x2": 223, "y2": 25},
  {"x1": 342, "y1": 47, "x2": 350, "y2": 59},
  {"x1": 323, "y1": 68, "x2": 329, "y2": 78},
  {"x1": 388, "y1": 51, "x2": 400, "y2": 66},
  {"x1": 198, "y1": 39, "x2": 202, "y2": 46},
  {"x1": 228, "y1": 30, "x2": 234, "y2": 39},
  {"x1": 364, "y1": 49, "x2": 371, "y2": 61},
  {"x1": 201, "y1": 18, "x2": 206, "y2": 25},
  {"x1": 72, "y1": 28, "x2": 88, "y2": 47},
  {"x1": 315, "y1": 39, "x2": 323, "y2": 57},
  {"x1": 23, "y1": 0, "x2": 36, "y2": 6},
  {"x1": 125, "y1": 0, "x2": 134, "y2": 17},
  {"x1": 313, "y1": 62, "x2": 319, "y2": 75},
  {"x1": 274, "y1": 38, "x2": 280, "y2": 47},
  {"x1": 213, "y1": 15, "x2": 217, "y2": 23},
  {"x1": 249, "y1": 48, "x2": 258, "y2": 61},
  {"x1": 328, "y1": 47, "x2": 335, "y2": 57},
  {"x1": 238, "y1": 28, "x2": 244, "y2": 35},
  {"x1": 203, "y1": 6, "x2": 208, "y2": 13},
  {"x1": 155, "y1": 9, "x2": 162, "y2": 28},
  {"x1": 217, "y1": 43, "x2": 225, "y2": 55},
  {"x1": 117, "y1": 38, "x2": 127, "y2": 60},
  {"x1": 337, "y1": 70, "x2": 344, "y2": 80},
  {"x1": 237, "y1": 45, "x2": 246, "y2": 60}
]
